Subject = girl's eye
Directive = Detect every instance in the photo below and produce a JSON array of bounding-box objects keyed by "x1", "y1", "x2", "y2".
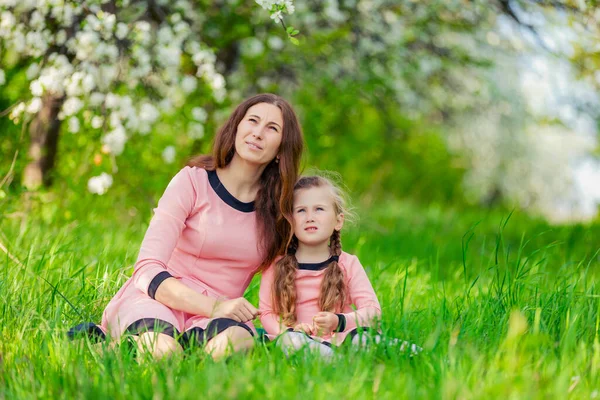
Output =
[
  {"x1": 249, "y1": 118, "x2": 257, "y2": 123},
  {"x1": 316, "y1": 207, "x2": 324, "y2": 211},
  {"x1": 296, "y1": 209, "x2": 305, "y2": 213},
  {"x1": 270, "y1": 126, "x2": 278, "y2": 132}
]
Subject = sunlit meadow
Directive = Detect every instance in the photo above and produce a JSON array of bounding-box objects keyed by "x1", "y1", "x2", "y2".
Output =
[{"x1": 1, "y1": 190, "x2": 598, "y2": 399}]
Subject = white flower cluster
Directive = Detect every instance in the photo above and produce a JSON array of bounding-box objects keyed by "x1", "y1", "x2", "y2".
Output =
[
  {"x1": 87, "y1": 172, "x2": 113, "y2": 195},
  {"x1": 255, "y1": 0, "x2": 295, "y2": 20},
  {"x1": 0, "y1": 0, "x2": 262, "y2": 193}
]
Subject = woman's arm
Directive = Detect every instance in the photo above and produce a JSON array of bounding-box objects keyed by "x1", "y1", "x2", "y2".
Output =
[
  {"x1": 156, "y1": 279, "x2": 257, "y2": 322},
  {"x1": 130, "y1": 167, "x2": 198, "y2": 296}
]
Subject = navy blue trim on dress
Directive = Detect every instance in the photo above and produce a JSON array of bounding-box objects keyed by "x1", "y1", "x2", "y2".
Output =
[
  {"x1": 180, "y1": 318, "x2": 254, "y2": 349},
  {"x1": 148, "y1": 271, "x2": 173, "y2": 299},
  {"x1": 125, "y1": 318, "x2": 179, "y2": 338},
  {"x1": 334, "y1": 314, "x2": 346, "y2": 332},
  {"x1": 207, "y1": 169, "x2": 255, "y2": 213},
  {"x1": 67, "y1": 322, "x2": 106, "y2": 343},
  {"x1": 297, "y1": 255, "x2": 339, "y2": 271}
]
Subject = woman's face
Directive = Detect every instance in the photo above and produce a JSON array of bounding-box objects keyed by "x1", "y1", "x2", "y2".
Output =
[{"x1": 234, "y1": 102, "x2": 284, "y2": 167}]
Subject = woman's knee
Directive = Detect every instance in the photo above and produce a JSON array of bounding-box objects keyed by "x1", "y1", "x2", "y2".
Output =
[
  {"x1": 204, "y1": 326, "x2": 254, "y2": 360},
  {"x1": 135, "y1": 332, "x2": 182, "y2": 359}
]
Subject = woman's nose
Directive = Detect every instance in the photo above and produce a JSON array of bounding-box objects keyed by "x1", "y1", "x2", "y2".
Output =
[{"x1": 252, "y1": 126, "x2": 264, "y2": 139}]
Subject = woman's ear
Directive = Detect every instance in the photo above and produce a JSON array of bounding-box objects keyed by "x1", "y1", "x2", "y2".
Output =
[{"x1": 335, "y1": 213, "x2": 344, "y2": 231}]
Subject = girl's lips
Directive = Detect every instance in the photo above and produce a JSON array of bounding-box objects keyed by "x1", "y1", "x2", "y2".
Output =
[{"x1": 305, "y1": 227, "x2": 317, "y2": 231}]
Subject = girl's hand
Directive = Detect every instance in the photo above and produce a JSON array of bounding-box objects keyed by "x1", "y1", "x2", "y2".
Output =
[
  {"x1": 312, "y1": 312, "x2": 339, "y2": 336},
  {"x1": 210, "y1": 297, "x2": 258, "y2": 322},
  {"x1": 293, "y1": 323, "x2": 314, "y2": 335}
]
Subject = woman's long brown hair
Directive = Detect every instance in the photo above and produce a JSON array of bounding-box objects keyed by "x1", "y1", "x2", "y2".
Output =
[
  {"x1": 273, "y1": 176, "x2": 348, "y2": 326},
  {"x1": 188, "y1": 94, "x2": 304, "y2": 270}
]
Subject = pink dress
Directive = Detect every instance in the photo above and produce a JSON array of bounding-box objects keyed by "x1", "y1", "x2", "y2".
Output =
[
  {"x1": 100, "y1": 166, "x2": 262, "y2": 339},
  {"x1": 259, "y1": 251, "x2": 381, "y2": 345}
]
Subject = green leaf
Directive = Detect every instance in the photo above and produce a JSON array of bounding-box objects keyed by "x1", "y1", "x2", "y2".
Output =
[{"x1": 289, "y1": 36, "x2": 300, "y2": 45}]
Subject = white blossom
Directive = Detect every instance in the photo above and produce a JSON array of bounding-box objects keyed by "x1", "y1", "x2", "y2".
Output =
[
  {"x1": 102, "y1": 125, "x2": 127, "y2": 155},
  {"x1": 115, "y1": 22, "x2": 128, "y2": 40},
  {"x1": 26, "y1": 63, "x2": 40, "y2": 79},
  {"x1": 87, "y1": 172, "x2": 113, "y2": 195},
  {"x1": 68, "y1": 116, "x2": 80, "y2": 133},
  {"x1": 26, "y1": 97, "x2": 41, "y2": 114},
  {"x1": 139, "y1": 103, "x2": 159, "y2": 124},
  {"x1": 162, "y1": 146, "x2": 176, "y2": 164},
  {"x1": 89, "y1": 92, "x2": 105, "y2": 107},
  {"x1": 188, "y1": 123, "x2": 205, "y2": 139},
  {"x1": 30, "y1": 79, "x2": 43, "y2": 96},
  {"x1": 241, "y1": 37, "x2": 265, "y2": 57},
  {"x1": 181, "y1": 75, "x2": 197, "y2": 93},
  {"x1": 91, "y1": 115, "x2": 104, "y2": 129},
  {"x1": 9, "y1": 102, "x2": 26, "y2": 122},
  {"x1": 191, "y1": 107, "x2": 207, "y2": 122},
  {"x1": 62, "y1": 97, "x2": 83, "y2": 116},
  {"x1": 267, "y1": 35, "x2": 284, "y2": 50}
]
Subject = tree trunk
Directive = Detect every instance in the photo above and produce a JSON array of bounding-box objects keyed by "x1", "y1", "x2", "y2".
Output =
[{"x1": 22, "y1": 94, "x2": 64, "y2": 189}]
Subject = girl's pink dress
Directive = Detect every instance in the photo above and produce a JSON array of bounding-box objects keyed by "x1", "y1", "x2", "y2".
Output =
[
  {"x1": 100, "y1": 166, "x2": 262, "y2": 339},
  {"x1": 259, "y1": 251, "x2": 381, "y2": 345}
]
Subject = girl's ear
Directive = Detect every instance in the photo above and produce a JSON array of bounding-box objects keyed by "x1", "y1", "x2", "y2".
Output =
[{"x1": 335, "y1": 213, "x2": 344, "y2": 231}]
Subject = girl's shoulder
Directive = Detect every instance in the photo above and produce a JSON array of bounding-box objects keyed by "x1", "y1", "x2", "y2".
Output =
[
  {"x1": 261, "y1": 255, "x2": 284, "y2": 276},
  {"x1": 338, "y1": 251, "x2": 364, "y2": 270}
]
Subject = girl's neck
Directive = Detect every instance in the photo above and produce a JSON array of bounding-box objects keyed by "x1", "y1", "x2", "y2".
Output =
[
  {"x1": 217, "y1": 155, "x2": 267, "y2": 203},
  {"x1": 295, "y1": 242, "x2": 332, "y2": 263}
]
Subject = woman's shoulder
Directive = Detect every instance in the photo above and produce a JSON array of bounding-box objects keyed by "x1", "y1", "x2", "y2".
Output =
[
  {"x1": 179, "y1": 165, "x2": 208, "y2": 179},
  {"x1": 169, "y1": 166, "x2": 209, "y2": 188}
]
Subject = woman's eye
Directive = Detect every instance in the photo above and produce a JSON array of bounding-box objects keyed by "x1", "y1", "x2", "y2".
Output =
[
  {"x1": 270, "y1": 126, "x2": 278, "y2": 132},
  {"x1": 316, "y1": 207, "x2": 324, "y2": 211},
  {"x1": 249, "y1": 118, "x2": 257, "y2": 123},
  {"x1": 296, "y1": 209, "x2": 305, "y2": 213}
]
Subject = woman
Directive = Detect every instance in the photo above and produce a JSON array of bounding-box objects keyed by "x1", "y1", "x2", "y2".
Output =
[{"x1": 97, "y1": 93, "x2": 304, "y2": 359}]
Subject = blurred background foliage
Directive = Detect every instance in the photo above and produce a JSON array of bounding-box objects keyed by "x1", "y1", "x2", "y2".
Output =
[{"x1": 0, "y1": 0, "x2": 599, "y2": 223}]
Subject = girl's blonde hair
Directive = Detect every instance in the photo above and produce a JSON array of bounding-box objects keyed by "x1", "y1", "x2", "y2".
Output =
[{"x1": 272, "y1": 175, "x2": 353, "y2": 326}]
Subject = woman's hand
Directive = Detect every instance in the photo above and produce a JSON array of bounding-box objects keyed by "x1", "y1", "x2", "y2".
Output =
[
  {"x1": 293, "y1": 323, "x2": 315, "y2": 335},
  {"x1": 211, "y1": 297, "x2": 258, "y2": 322},
  {"x1": 312, "y1": 312, "x2": 339, "y2": 336}
]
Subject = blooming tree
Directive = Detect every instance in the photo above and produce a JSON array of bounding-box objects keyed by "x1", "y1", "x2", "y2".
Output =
[{"x1": 0, "y1": 0, "x2": 295, "y2": 190}]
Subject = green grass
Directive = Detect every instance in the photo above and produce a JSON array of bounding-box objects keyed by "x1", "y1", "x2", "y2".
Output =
[{"x1": 1, "y1": 190, "x2": 599, "y2": 399}]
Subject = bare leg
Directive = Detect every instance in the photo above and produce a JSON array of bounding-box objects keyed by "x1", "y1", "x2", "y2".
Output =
[
  {"x1": 204, "y1": 326, "x2": 254, "y2": 361},
  {"x1": 133, "y1": 332, "x2": 183, "y2": 360},
  {"x1": 277, "y1": 331, "x2": 333, "y2": 358}
]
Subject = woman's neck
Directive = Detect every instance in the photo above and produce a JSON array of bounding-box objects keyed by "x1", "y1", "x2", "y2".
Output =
[
  {"x1": 217, "y1": 156, "x2": 267, "y2": 203},
  {"x1": 295, "y1": 243, "x2": 332, "y2": 263}
]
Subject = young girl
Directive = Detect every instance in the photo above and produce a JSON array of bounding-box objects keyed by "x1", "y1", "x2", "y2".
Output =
[{"x1": 259, "y1": 175, "x2": 382, "y2": 357}]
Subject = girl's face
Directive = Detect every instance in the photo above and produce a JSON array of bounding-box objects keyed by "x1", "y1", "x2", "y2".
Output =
[
  {"x1": 292, "y1": 186, "x2": 344, "y2": 248},
  {"x1": 233, "y1": 102, "x2": 283, "y2": 167}
]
